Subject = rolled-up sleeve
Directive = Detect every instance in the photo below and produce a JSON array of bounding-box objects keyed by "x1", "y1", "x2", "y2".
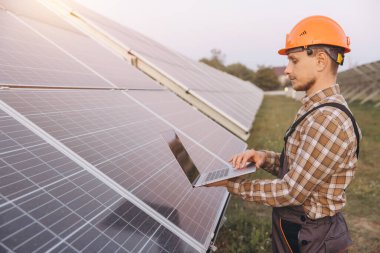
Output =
[{"x1": 260, "y1": 150, "x2": 281, "y2": 177}]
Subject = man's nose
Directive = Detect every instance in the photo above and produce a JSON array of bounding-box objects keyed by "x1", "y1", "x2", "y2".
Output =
[{"x1": 284, "y1": 64, "x2": 291, "y2": 76}]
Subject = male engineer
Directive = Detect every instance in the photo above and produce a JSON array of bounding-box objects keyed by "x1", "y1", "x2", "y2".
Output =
[{"x1": 207, "y1": 16, "x2": 361, "y2": 253}]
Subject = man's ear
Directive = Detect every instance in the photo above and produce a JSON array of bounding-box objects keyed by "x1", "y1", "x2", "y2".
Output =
[{"x1": 315, "y1": 51, "x2": 328, "y2": 72}]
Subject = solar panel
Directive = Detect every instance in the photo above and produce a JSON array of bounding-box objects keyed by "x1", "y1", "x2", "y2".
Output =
[
  {"x1": 128, "y1": 90, "x2": 246, "y2": 160},
  {"x1": 191, "y1": 91, "x2": 262, "y2": 130},
  {"x1": 0, "y1": 1, "x2": 161, "y2": 90},
  {"x1": 0, "y1": 0, "x2": 78, "y2": 32},
  {"x1": 56, "y1": 0, "x2": 264, "y2": 138},
  {"x1": 0, "y1": 89, "x2": 243, "y2": 250},
  {"x1": 338, "y1": 60, "x2": 380, "y2": 106},
  {"x1": 0, "y1": 1, "x2": 253, "y2": 252},
  {"x1": 0, "y1": 109, "x2": 197, "y2": 253},
  {"x1": 0, "y1": 10, "x2": 110, "y2": 88}
]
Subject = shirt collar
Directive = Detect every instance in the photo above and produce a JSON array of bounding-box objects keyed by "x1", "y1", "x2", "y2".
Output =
[{"x1": 301, "y1": 84, "x2": 341, "y2": 108}]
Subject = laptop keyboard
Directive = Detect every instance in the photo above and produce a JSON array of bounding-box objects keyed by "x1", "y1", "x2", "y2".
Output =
[{"x1": 205, "y1": 168, "x2": 229, "y2": 181}]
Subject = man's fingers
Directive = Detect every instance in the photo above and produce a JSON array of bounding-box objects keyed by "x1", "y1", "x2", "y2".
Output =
[
  {"x1": 233, "y1": 154, "x2": 242, "y2": 168},
  {"x1": 228, "y1": 150, "x2": 263, "y2": 169},
  {"x1": 230, "y1": 155, "x2": 237, "y2": 167},
  {"x1": 235, "y1": 155, "x2": 243, "y2": 169},
  {"x1": 230, "y1": 151, "x2": 251, "y2": 169},
  {"x1": 241, "y1": 156, "x2": 249, "y2": 168}
]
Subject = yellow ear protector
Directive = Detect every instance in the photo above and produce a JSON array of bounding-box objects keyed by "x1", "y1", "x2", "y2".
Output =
[{"x1": 336, "y1": 53, "x2": 344, "y2": 65}]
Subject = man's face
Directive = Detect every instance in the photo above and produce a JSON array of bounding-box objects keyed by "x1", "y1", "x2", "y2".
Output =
[{"x1": 284, "y1": 50, "x2": 317, "y2": 92}]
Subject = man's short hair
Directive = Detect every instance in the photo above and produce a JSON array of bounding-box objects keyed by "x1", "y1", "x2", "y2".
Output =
[{"x1": 309, "y1": 45, "x2": 344, "y2": 75}]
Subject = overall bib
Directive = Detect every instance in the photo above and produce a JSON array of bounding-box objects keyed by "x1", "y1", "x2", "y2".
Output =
[{"x1": 271, "y1": 103, "x2": 360, "y2": 253}]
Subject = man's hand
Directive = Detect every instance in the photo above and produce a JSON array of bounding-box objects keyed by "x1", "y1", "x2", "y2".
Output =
[
  {"x1": 230, "y1": 149, "x2": 266, "y2": 169},
  {"x1": 204, "y1": 180, "x2": 228, "y2": 187},
  {"x1": 204, "y1": 149, "x2": 266, "y2": 188}
]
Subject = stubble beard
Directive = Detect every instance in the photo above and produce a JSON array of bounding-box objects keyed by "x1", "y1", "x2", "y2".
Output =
[{"x1": 293, "y1": 77, "x2": 316, "y2": 92}]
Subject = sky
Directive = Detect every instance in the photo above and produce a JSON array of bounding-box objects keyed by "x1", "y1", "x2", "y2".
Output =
[{"x1": 75, "y1": 0, "x2": 380, "y2": 71}]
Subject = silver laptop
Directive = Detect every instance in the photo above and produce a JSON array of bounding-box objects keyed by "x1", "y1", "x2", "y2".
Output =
[{"x1": 161, "y1": 130, "x2": 256, "y2": 187}]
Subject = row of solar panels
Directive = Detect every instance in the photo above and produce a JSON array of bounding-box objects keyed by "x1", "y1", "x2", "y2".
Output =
[
  {"x1": 0, "y1": 0, "x2": 263, "y2": 252},
  {"x1": 338, "y1": 60, "x2": 380, "y2": 107},
  {"x1": 1, "y1": 0, "x2": 263, "y2": 140}
]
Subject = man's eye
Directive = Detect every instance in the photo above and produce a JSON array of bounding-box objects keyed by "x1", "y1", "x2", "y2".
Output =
[{"x1": 292, "y1": 59, "x2": 297, "y2": 64}]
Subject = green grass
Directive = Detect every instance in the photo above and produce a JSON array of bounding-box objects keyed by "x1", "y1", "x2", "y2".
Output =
[{"x1": 215, "y1": 96, "x2": 380, "y2": 253}]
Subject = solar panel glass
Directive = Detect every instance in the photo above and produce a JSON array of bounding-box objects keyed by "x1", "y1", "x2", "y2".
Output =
[
  {"x1": 0, "y1": 89, "x2": 244, "y2": 247},
  {"x1": 0, "y1": 108, "x2": 198, "y2": 252}
]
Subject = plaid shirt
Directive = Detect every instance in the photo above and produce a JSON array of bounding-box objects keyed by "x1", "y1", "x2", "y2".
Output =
[{"x1": 227, "y1": 84, "x2": 361, "y2": 219}]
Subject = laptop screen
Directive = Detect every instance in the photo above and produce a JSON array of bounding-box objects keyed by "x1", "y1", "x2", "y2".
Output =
[{"x1": 161, "y1": 130, "x2": 200, "y2": 185}]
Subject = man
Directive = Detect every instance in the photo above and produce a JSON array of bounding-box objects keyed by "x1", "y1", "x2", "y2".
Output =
[{"x1": 207, "y1": 16, "x2": 361, "y2": 253}]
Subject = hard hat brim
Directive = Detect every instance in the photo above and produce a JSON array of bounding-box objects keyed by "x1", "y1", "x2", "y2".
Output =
[{"x1": 278, "y1": 48, "x2": 287, "y2": 55}]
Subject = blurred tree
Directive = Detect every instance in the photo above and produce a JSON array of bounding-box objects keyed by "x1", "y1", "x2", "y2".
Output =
[
  {"x1": 199, "y1": 48, "x2": 227, "y2": 71},
  {"x1": 200, "y1": 51, "x2": 282, "y2": 91},
  {"x1": 252, "y1": 65, "x2": 281, "y2": 91},
  {"x1": 226, "y1": 63, "x2": 255, "y2": 82}
]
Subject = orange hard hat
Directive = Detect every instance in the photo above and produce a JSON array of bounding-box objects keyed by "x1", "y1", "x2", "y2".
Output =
[{"x1": 278, "y1": 15, "x2": 350, "y2": 55}]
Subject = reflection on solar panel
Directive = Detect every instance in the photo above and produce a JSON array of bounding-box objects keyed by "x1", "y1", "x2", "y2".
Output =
[
  {"x1": 0, "y1": 10, "x2": 109, "y2": 89},
  {"x1": 50, "y1": 0, "x2": 264, "y2": 140},
  {"x1": 0, "y1": 0, "x2": 161, "y2": 90},
  {"x1": 0, "y1": 1, "x2": 255, "y2": 252}
]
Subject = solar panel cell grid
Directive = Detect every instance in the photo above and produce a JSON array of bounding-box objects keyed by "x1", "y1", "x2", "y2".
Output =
[
  {"x1": 0, "y1": 1, "x2": 259, "y2": 251},
  {"x1": 0, "y1": 11, "x2": 112, "y2": 88},
  {"x1": 16, "y1": 14, "x2": 162, "y2": 90},
  {"x1": 127, "y1": 90, "x2": 247, "y2": 161},
  {"x1": 192, "y1": 91, "x2": 262, "y2": 129},
  {"x1": 0, "y1": 0, "x2": 78, "y2": 32},
  {"x1": 0, "y1": 116, "x2": 45, "y2": 154},
  {"x1": 0, "y1": 89, "x2": 235, "y2": 248},
  {"x1": 0, "y1": 108, "x2": 197, "y2": 253},
  {"x1": 58, "y1": 0, "x2": 263, "y2": 132}
]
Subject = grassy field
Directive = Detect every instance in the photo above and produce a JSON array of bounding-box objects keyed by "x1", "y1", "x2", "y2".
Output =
[{"x1": 215, "y1": 95, "x2": 380, "y2": 253}]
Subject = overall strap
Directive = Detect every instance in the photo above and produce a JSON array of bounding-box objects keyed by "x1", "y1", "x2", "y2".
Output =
[{"x1": 279, "y1": 102, "x2": 360, "y2": 173}]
